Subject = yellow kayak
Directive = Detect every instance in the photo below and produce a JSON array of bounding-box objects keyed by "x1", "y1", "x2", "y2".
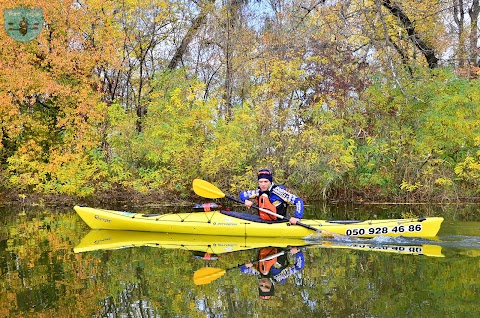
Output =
[
  {"x1": 74, "y1": 229, "x2": 444, "y2": 257},
  {"x1": 74, "y1": 205, "x2": 444, "y2": 238}
]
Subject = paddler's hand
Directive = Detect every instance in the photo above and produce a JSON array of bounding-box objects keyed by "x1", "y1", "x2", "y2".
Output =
[
  {"x1": 244, "y1": 200, "x2": 254, "y2": 209},
  {"x1": 290, "y1": 246, "x2": 300, "y2": 254},
  {"x1": 289, "y1": 217, "x2": 300, "y2": 225}
]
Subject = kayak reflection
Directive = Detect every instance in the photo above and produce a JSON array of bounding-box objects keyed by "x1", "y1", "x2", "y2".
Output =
[
  {"x1": 74, "y1": 230, "x2": 443, "y2": 258},
  {"x1": 74, "y1": 229, "x2": 444, "y2": 300},
  {"x1": 73, "y1": 230, "x2": 307, "y2": 254}
]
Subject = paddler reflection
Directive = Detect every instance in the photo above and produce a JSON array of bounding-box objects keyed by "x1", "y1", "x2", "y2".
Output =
[{"x1": 240, "y1": 246, "x2": 304, "y2": 300}]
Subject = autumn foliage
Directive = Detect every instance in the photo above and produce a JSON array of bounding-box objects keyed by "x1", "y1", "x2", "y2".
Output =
[{"x1": 1, "y1": 0, "x2": 480, "y2": 202}]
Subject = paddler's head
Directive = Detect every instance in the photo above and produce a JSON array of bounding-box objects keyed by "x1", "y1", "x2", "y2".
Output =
[
  {"x1": 258, "y1": 277, "x2": 274, "y2": 300},
  {"x1": 257, "y1": 169, "x2": 273, "y2": 191}
]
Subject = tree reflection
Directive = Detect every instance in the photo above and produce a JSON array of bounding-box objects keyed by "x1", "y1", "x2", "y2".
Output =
[{"x1": 0, "y1": 207, "x2": 479, "y2": 317}]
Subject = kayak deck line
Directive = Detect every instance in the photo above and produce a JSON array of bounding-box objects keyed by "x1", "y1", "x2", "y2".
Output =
[
  {"x1": 73, "y1": 229, "x2": 445, "y2": 258},
  {"x1": 221, "y1": 210, "x2": 288, "y2": 223},
  {"x1": 74, "y1": 205, "x2": 444, "y2": 238},
  {"x1": 222, "y1": 211, "x2": 431, "y2": 228},
  {"x1": 325, "y1": 217, "x2": 426, "y2": 225},
  {"x1": 101, "y1": 207, "x2": 220, "y2": 223}
]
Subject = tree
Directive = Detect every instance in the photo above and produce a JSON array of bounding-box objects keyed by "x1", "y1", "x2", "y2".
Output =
[{"x1": 0, "y1": 0, "x2": 117, "y2": 195}]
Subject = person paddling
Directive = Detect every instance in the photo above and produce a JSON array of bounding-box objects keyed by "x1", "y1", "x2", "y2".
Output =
[{"x1": 239, "y1": 169, "x2": 304, "y2": 225}]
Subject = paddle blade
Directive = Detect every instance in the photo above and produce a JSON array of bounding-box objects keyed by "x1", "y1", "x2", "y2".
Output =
[
  {"x1": 193, "y1": 267, "x2": 226, "y2": 285},
  {"x1": 193, "y1": 179, "x2": 226, "y2": 199},
  {"x1": 305, "y1": 230, "x2": 345, "y2": 240}
]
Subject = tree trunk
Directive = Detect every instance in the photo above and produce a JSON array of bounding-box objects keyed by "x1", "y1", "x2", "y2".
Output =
[
  {"x1": 168, "y1": 1, "x2": 213, "y2": 70},
  {"x1": 453, "y1": 0, "x2": 466, "y2": 67},
  {"x1": 381, "y1": 0, "x2": 439, "y2": 68},
  {"x1": 468, "y1": 0, "x2": 480, "y2": 66}
]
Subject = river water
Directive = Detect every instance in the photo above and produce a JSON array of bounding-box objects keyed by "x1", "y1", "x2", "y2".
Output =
[{"x1": 0, "y1": 202, "x2": 478, "y2": 317}]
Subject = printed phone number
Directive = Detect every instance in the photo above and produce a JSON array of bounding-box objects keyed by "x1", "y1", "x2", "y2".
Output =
[
  {"x1": 345, "y1": 224, "x2": 422, "y2": 236},
  {"x1": 350, "y1": 244, "x2": 424, "y2": 253}
]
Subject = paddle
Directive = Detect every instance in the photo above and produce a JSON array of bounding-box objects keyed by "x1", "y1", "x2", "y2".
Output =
[
  {"x1": 192, "y1": 178, "x2": 334, "y2": 236},
  {"x1": 193, "y1": 250, "x2": 286, "y2": 285}
]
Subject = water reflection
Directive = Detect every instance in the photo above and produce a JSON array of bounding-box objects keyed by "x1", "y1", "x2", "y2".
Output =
[
  {"x1": 0, "y1": 205, "x2": 479, "y2": 317},
  {"x1": 239, "y1": 246, "x2": 304, "y2": 300},
  {"x1": 74, "y1": 230, "x2": 446, "y2": 258},
  {"x1": 74, "y1": 229, "x2": 451, "y2": 307}
]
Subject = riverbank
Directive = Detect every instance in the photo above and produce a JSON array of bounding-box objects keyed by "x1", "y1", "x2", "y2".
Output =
[
  {"x1": 3, "y1": 187, "x2": 480, "y2": 212},
  {"x1": 0, "y1": 188, "x2": 192, "y2": 209}
]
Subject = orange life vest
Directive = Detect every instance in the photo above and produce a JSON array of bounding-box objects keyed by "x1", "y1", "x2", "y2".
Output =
[
  {"x1": 256, "y1": 247, "x2": 279, "y2": 275},
  {"x1": 257, "y1": 194, "x2": 277, "y2": 221}
]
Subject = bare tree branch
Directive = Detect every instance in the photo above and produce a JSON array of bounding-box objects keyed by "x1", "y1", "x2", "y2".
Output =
[
  {"x1": 381, "y1": 0, "x2": 439, "y2": 68},
  {"x1": 168, "y1": 0, "x2": 214, "y2": 70}
]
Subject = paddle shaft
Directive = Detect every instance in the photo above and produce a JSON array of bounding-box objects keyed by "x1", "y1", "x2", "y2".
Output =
[
  {"x1": 225, "y1": 195, "x2": 319, "y2": 232},
  {"x1": 193, "y1": 250, "x2": 287, "y2": 285}
]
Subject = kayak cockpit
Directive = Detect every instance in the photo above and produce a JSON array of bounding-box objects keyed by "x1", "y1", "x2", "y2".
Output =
[{"x1": 221, "y1": 210, "x2": 288, "y2": 223}]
